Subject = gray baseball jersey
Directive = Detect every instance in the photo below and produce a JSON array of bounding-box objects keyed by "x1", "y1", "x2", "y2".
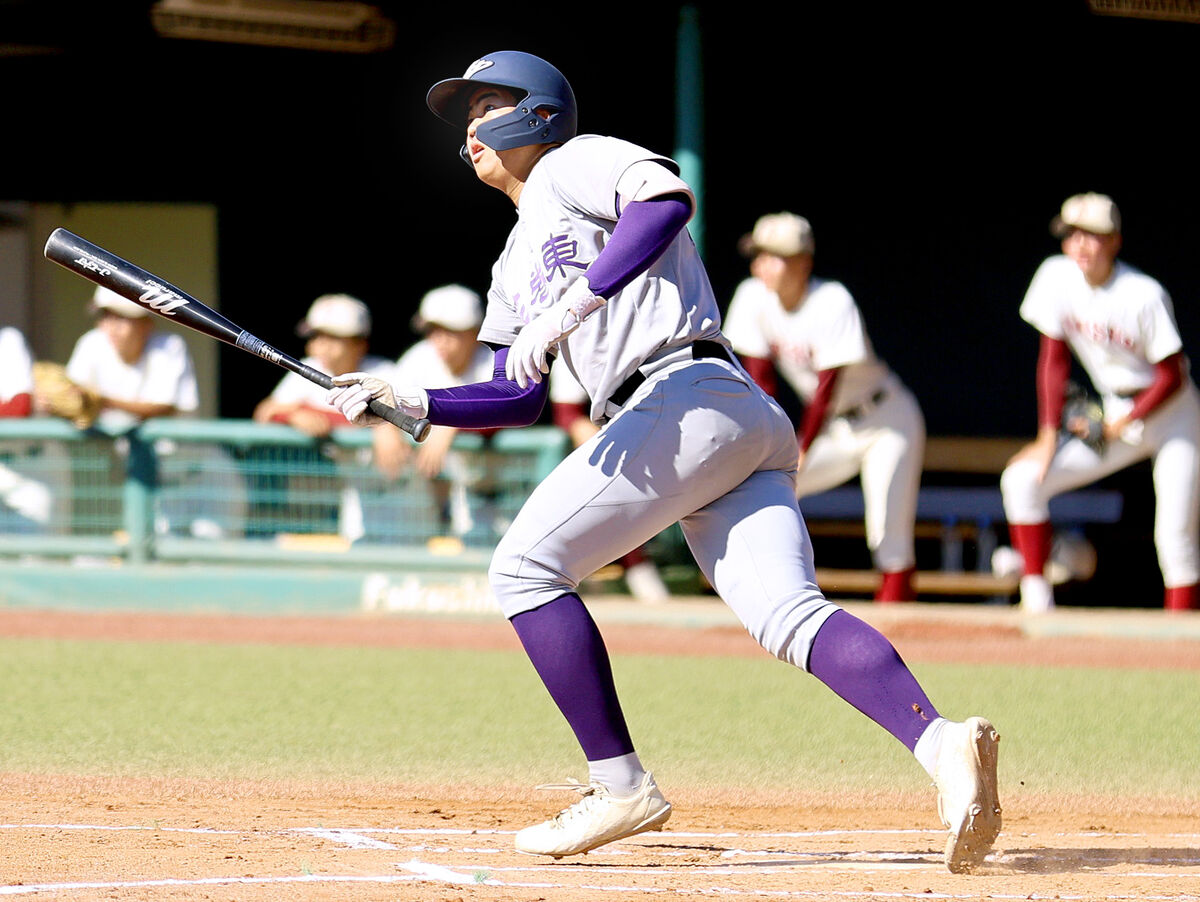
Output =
[
  {"x1": 482, "y1": 134, "x2": 841, "y2": 666},
  {"x1": 476, "y1": 135, "x2": 724, "y2": 424}
]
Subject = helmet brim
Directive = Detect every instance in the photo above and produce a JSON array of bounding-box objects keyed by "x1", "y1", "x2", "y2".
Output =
[{"x1": 426, "y1": 77, "x2": 527, "y2": 128}]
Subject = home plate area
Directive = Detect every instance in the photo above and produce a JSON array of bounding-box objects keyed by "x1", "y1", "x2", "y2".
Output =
[{"x1": 3, "y1": 817, "x2": 1199, "y2": 901}]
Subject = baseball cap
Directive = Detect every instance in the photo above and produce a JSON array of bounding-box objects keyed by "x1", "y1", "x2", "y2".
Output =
[
  {"x1": 90, "y1": 285, "x2": 150, "y2": 319},
  {"x1": 296, "y1": 293, "x2": 371, "y2": 338},
  {"x1": 1050, "y1": 192, "x2": 1121, "y2": 237},
  {"x1": 738, "y1": 212, "x2": 815, "y2": 258},
  {"x1": 411, "y1": 284, "x2": 483, "y2": 333}
]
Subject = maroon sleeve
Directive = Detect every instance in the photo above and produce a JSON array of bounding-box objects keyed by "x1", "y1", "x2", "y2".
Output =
[
  {"x1": 739, "y1": 354, "x2": 777, "y2": 397},
  {"x1": 1128, "y1": 352, "x2": 1186, "y2": 422},
  {"x1": 0, "y1": 392, "x2": 32, "y2": 417},
  {"x1": 799, "y1": 368, "x2": 841, "y2": 452},
  {"x1": 551, "y1": 401, "x2": 587, "y2": 431},
  {"x1": 1037, "y1": 335, "x2": 1072, "y2": 429}
]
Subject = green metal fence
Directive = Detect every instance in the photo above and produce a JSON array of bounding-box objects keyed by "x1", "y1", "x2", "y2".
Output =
[{"x1": 0, "y1": 418, "x2": 569, "y2": 568}]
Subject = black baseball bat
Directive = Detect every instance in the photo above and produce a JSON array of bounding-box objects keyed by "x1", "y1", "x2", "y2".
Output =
[{"x1": 43, "y1": 228, "x2": 431, "y2": 442}]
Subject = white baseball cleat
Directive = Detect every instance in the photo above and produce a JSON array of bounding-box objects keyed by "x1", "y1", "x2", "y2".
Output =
[
  {"x1": 934, "y1": 716, "x2": 1002, "y2": 873},
  {"x1": 514, "y1": 771, "x2": 672, "y2": 858},
  {"x1": 1019, "y1": 574, "x2": 1055, "y2": 613}
]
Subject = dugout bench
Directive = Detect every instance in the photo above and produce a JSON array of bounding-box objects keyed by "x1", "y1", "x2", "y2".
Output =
[{"x1": 801, "y1": 437, "x2": 1125, "y2": 600}]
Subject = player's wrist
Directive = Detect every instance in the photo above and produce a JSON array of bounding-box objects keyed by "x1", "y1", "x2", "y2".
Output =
[{"x1": 557, "y1": 277, "x2": 606, "y2": 333}]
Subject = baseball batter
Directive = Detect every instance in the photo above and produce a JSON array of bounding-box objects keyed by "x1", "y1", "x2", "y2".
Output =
[
  {"x1": 724, "y1": 213, "x2": 926, "y2": 601},
  {"x1": 327, "y1": 51, "x2": 1001, "y2": 872},
  {"x1": 1001, "y1": 192, "x2": 1200, "y2": 612}
]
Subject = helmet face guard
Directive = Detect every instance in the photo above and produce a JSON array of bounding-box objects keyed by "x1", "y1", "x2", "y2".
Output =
[{"x1": 426, "y1": 51, "x2": 577, "y2": 165}]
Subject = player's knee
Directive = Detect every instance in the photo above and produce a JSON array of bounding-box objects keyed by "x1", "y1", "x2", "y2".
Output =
[{"x1": 1000, "y1": 460, "x2": 1039, "y2": 509}]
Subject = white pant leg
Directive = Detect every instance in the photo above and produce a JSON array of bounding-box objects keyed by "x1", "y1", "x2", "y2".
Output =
[
  {"x1": 1146, "y1": 386, "x2": 1200, "y2": 587},
  {"x1": 489, "y1": 360, "x2": 801, "y2": 617},
  {"x1": 1000, "y1": 384, "x2": 1200, "y2": 588},
  {"x1": 681, "y1": 468, "x2": 839, "y2": 669},
  {"x1": 1000, "y1": 433, "x2": 1149, "y2": 524},
  {"x1": 793, "y1": 424, "x2": 864, "y2": 498},
  {"x1": 859, "y1": 386, "x2": 925, "y2": 572}
]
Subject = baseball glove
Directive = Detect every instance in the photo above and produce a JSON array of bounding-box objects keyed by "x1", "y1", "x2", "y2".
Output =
[
  {"x1": 1062, "y1": 381, "x2": 1105, "y2": 454},
  {"x1": 32, "y1": 361, "x2": 102, "y2": 429}
]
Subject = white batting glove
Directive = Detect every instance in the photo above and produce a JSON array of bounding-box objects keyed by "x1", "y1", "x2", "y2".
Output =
[
  {"x1": 506, "y1": 278, "x2": 607, "y2": 389},
  {"x1": 326, "y1": 372, "x2": 429, "y2": 427}
]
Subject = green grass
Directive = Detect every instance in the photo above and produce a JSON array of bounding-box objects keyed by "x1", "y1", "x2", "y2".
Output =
[{"x1": 3, "y1": 637, "x2": 1197, "y2": 801}]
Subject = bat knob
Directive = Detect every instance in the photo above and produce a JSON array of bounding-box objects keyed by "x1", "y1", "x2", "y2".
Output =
[{"x1": 411, "y1": 418, "x2": 432, "y2": 443}]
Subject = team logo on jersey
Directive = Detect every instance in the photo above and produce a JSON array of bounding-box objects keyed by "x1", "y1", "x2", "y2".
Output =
[
  {"x1": 542, "y1": 234, "x2": 588, "y2": 280},
  {"x1": 1064, "y1": 316, "x2": 1136, "y2": 351},
  {"x1": 463, "y1": 58, "x2": 495, "y2": 79}
]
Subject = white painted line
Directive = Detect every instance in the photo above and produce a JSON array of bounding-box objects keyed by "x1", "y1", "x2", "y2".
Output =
[
  {"x1": 0, "y1": 823, "x2": 237, "y2": 834},
  {"x1": 397, "y1": 859, "x2": 494, "y2": 884},
  {"x1": 0, "y1": 875, "x2": 421, "y2": 896},
  {"x1": 291, "y1": 827, "x2": 398, "y2": 849}
]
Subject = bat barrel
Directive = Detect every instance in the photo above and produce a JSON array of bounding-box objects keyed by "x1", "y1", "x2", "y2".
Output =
[
  {"x1": 44, "y1": 228, "x2": 244, "y2": 346},
  {"x1": 44, "y1": 227, "x2": 432, "y2": 443}
]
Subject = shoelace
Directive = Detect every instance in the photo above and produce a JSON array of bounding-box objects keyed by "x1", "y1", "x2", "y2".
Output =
[{"x1": 534, "y1": 779, "x2": 610, "y2": 825}]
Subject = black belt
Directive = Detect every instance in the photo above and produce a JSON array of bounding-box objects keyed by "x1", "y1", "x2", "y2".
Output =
[
  {"x1": 609, "y1": 340, "x2": 735, "y2": 408},
  {"x1": 839, "y1": 388, "x2": 888, "y2": 423}
]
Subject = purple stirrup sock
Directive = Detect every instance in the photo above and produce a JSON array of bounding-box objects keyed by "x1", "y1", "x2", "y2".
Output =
[
  {"x1": 807, "y1": 609, "x2": 940, "y2": 751},
  {"x1": 510, "y1": 593, "x2": 635, "y2": 761}
]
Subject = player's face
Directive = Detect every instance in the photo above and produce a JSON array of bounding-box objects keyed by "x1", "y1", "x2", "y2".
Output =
[
  {"x1": 464, "y1": 86, "x2": 551, "y2": 196},
  {"x1": 306, "y1": 333, "x2": 367, "y2": 374},
  {"x1": 98, "y1": 313, "x2": 152, "y2": 364},
  {"x1": 1062, "y1": 228, "x2": 1121, "y2": 287},
  {"x1": 751, "y1": 252, "x2": 813, "y2": 308},
  {"x1": 427, "y1": 325, "x2": 479, "y2": 375}
]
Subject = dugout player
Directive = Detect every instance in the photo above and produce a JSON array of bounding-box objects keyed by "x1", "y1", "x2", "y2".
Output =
[
  {"x1": 724, "y1": 213, "x2": 926, "y2": 602},
  {"x1": 327, "y1": 50, "x2": 1002, "y2": 872},
  {"x1": 0, "y1": 326, "x2": 34, "y2": 417},
  {"x1": 0, "y1": 325, "x2": 50, "y2": 530},
  {"x1": 65, "y1": 286, "x2": 199, "y2": 431},
  {"x1": 1001, "y1": 192, "x2": 1200, "y2": 612},
  {"x1": 253, "y1": 293, "x2": 392, "y2": 438},
  {"x1": 372, "y1": 284, "x2": 496, "y2": 539}
]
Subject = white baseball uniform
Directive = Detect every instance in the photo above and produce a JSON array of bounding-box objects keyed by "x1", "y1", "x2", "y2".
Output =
[
  {"x1": 478, "y1": 135, "x2": 839, "y2": 665},
  {"x1": 1001, "y1": 254, "x2": 1200, "y2": 588},
  {"x1": 0, "y1": 327, "x2": 34, "y2": 405},
  {"x1": 391, "y1": 338, "x2": 497, "y2": 536},
  {"x1": 66, "y1": 328, "x2": 199, "y2": 431},
  {"x1": 723, "y1": 275, "x2": 925, "y2": 575},
  {"x1": 392, "y1": 340, "x2": 493, "y2": 389}
]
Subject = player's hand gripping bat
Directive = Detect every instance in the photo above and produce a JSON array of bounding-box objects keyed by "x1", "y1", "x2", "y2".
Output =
[{"x1": 43, "y1": 228, "x2": 431, "y2": 442}]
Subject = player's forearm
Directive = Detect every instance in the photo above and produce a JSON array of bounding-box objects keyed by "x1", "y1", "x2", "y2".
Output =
[
  {"x1": 799, "y1": 368, "x2": 840, "y2": 452},
  {"x1": 1036, "y1": 335, "x2": 1071, "y2": 428},
  {"x1": 583, "y1": 195, "x2": 692, "y2": 298},
  {"x1": 1126, "y1": 352, "x2": 1185, "y2": 422},
  {"x1": 426, "y1": 346, "x2": 549, "y2": 428},
  {"x1": 103, "y1": 397, "x2": 177, "y2": 419},
  {"x1": 740, "y1": 355, "x2": 777, "y2": 397}
]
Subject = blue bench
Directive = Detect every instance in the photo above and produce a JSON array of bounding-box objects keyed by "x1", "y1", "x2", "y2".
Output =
[{"x1": 799, "y1": 484, "x2": 1123, "y2": 576}]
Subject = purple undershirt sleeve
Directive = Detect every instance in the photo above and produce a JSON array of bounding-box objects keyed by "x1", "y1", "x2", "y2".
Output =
[
  {"x1": 584, "y1": 194, "x2": 692, "y2": 298},
  {"x1": 422, "y1": 196, "x2": 688, "y2": 430},
  {"x1": 425, "y1": 345, "x2": 549, "y2": 429}
]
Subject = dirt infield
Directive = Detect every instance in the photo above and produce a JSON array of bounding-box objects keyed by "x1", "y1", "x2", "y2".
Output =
[{"x1": 2, "y1": 603, "x2": 1199, "y2": 901}]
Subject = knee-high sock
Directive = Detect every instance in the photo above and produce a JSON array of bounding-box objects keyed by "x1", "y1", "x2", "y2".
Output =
[
  {"x1": 1010, "y1": 521, "x2": 1052, "y2": 576},
  {"x1": 510, "y1": 593, "x2": 634, "y2": 761},
  {"x1": 807, "y1": 609, "x2": 939, "y2": 751}
]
